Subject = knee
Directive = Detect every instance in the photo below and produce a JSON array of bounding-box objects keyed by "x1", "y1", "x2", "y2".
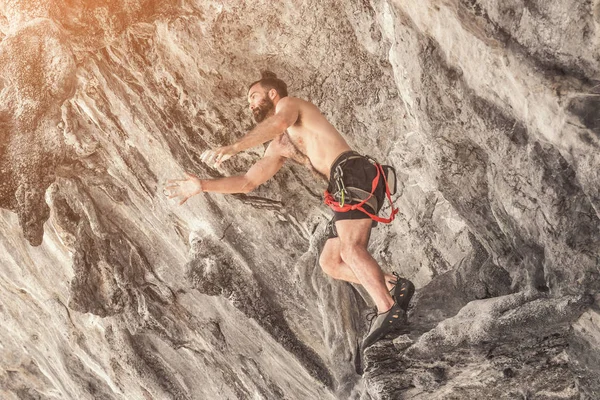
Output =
[{"x1": 319, "y1": 247, "x2": 338, "y2": 277}]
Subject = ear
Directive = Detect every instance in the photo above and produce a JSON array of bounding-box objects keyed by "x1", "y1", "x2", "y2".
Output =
[{"x1": 268, "y1": 88, "x2": 278, "y2": 100}]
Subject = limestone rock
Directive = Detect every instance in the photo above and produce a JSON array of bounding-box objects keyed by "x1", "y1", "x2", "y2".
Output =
[{"x1": 0, "y1": 0, "x2": 599, "y2": 399}]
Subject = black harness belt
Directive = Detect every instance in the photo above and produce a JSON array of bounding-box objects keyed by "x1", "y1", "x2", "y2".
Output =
[{"x1": 324, "y1": 152, "x2": 399, "y2": 224}]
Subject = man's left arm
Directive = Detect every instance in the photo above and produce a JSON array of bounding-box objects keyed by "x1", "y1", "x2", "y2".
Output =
[{"x1": 203, "y1": 97, "x2": 299, "y2": 167}]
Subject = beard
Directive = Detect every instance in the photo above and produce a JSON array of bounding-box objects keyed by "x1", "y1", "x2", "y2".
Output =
[{"x1": 252, "y1": 97, "x2": 275, "y2": 123}]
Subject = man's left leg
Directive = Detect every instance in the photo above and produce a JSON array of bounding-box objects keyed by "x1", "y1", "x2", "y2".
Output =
[
  {"x1": 319, "y1": 236, "x2": 399, "y2": 290},
  {"x1": 335, "y1": 218, "x2": 412, "y2": 349},
  {"x1": 335, "y1": 218, "x2": 394, "y2": 313}
]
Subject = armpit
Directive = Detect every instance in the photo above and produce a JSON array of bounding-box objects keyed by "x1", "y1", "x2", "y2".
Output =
[{"x1": 272, "y1": 133, "x2": 304, "y2": 160}]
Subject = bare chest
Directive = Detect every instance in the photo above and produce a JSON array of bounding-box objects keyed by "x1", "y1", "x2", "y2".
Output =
[
  {"x1": 276, "y1": 132, "x2": 308, "y2": 163},
  {"x1": 286, "y1": 125, "x2": 309, "y2": 153}
]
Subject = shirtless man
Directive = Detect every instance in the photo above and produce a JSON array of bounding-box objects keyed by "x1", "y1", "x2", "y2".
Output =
[{"x1": 165, "y1": 73, "x2": 414, "y2": 349}]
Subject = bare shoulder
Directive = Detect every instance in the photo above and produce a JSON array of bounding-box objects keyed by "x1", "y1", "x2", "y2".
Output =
[{"x1": 275, "y1": 96, "x2": 317, "y2": 112}]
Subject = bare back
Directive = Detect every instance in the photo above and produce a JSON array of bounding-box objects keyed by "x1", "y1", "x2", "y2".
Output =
[{"x1": 275, "y1": 97, "x2": 351, "y2": 179}]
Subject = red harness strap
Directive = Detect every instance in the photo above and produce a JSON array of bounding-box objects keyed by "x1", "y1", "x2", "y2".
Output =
[{"x1": 324, "y1": 162, "x2": 399, "y2": 223}]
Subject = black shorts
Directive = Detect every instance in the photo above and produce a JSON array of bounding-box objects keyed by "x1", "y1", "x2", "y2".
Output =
[{"x1": 325, "y1": 151, "x2": 386, "y2": 239}]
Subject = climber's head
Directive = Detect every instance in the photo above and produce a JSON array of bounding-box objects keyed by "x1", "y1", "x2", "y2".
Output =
[{"x1": 247, "y1": 71, "x2": 287, "y2": 123}]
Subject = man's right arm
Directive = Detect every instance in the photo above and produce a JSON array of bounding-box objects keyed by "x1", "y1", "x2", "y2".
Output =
[
  {"x1": 165, "y1": 142, "x2": 286, "y2": 204},
  {"x1": 200, "y1": 148, "x2": 285, "y2": 194}
]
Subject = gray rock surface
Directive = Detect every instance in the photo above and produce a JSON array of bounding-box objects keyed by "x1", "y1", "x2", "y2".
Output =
[{"x1": 0, "y1": 0, "x2": 599, "y2": 399}]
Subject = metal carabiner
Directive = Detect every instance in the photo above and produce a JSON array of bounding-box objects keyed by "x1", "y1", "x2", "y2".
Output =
[{"x1": 334, "y1": 165, "x2": 347, "y2": 207}]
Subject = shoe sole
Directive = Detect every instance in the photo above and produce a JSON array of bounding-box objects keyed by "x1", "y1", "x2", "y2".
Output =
[{"x1": 390, "y1": 278, "x2": 415, "y2": 312}]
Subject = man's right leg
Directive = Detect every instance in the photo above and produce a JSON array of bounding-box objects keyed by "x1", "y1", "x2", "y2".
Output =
[{"x1": 320, "y1": 237, "x2": 397, "y2": 290}]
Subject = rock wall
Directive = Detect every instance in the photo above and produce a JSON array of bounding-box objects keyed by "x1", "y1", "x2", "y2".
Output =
[{"x1": 0, "y1": 0, "x2": 598, "y2": 399}]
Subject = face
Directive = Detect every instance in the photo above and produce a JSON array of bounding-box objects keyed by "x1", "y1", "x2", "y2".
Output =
[{"x1": 247, "y1": 84, "x2": 275, "y2": 123}]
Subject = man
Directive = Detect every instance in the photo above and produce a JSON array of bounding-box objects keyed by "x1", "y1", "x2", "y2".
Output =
[{"x1": 164, "y1": 72, "x2": 414, "y2": 349}]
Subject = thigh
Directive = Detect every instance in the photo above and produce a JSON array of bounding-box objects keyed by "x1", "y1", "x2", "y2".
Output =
[{"x1": 334, "y1": 218, "x2": 373, "y2": 248}]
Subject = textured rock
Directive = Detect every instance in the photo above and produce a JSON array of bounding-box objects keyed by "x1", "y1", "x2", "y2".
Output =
[{"x1": 0, "y1": 0, "x2": 599, "y2": 399}]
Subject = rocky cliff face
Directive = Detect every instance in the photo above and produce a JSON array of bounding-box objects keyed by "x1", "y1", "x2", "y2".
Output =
[{"x1": 1, "y1": 1, "x2": 599, "y2": 399}]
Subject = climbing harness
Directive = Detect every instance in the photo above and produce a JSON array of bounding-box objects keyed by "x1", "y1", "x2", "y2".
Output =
[{"x1": 324, "y1": 154, "x2": 399, "y2": 224}]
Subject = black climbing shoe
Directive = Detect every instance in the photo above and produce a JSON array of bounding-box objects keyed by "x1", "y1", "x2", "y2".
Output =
[
  {"x1": 388, "y1": 272, "x2": 415, "y2": 312},
  {"x1": 361, "y1": 302, "x2": 407, "y2": 350}
]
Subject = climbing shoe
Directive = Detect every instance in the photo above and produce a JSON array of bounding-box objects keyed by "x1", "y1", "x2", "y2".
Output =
[
  {"x1": 388, "y1": 272, "x2": 415, "y2": 312},
  {"x1": 361, "y1": 302, "x2": 407, "y2": 350}
]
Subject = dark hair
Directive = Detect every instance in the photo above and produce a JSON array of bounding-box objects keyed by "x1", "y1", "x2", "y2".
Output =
[{"x1": 248, "y1": 71, "x2": 288, "y2": 98}]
